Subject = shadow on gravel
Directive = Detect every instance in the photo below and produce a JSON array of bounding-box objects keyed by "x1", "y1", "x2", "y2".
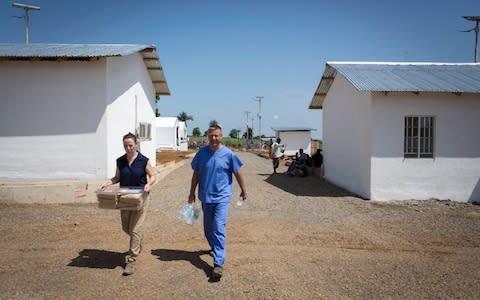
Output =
[
  {"x1": 151, "y1": 249, "x2": 212, "y2": 278},
  {"x1": 264, "y1": 173, "x2": 357, "y2": 197},
  {"x1": 68, "y1": 249, "x2": 125, "y2": 269}
]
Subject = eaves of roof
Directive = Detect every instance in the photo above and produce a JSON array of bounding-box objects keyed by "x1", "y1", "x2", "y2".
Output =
[
  {"x1": 0, "y1": 43, "x2": 170, "y2": 96},
  {"x1": 309, "y1": 62, "x2": 480, "y2": 109}
]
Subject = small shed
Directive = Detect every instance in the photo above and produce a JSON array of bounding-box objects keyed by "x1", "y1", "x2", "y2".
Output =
[
  {"x1": 155, "y1": 117, "x2": 187, "y2": 151},
  {"x1": 309, "y1": 62, "x2": 480, "y2": 203},
  {"x1": 271, "y1": 127, "x2": 315, "y2": 156}
]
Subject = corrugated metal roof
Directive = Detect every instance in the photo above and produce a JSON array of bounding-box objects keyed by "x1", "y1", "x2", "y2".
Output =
[
  {"x1": 0, "y1": 43, "x2": 170, "y2": 96},
  {"x1": 0, "y1": 43, "x2": 150, "y2": 57},
  {"x1": 272, "y1": 126, "x2": 316, "y2": 132},
  {"x1": 309, "y1": 62, "x2": 480, "y2": 109}
]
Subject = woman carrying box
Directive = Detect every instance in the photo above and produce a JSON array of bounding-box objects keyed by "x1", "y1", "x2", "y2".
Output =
[{"x1": 100, "y1": 132, "x2": 156, "y2": 276}]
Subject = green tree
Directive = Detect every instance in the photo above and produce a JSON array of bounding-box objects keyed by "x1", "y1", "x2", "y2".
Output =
[
  {"x1": 192, "y1": 127, "x2": 201, "y2": 137},
  {"x1": 229, "y1": 129, "x2": 240, "y2": 138},
  {"x1": 209, "y1": 120, "x2": 219, "y2": 128},
  {"x1": 177, "y1": 111, "x2": 193, "y2": 125},
  {"x1": 242, "y1": 127, "x2": 253, "y2": 139},
  {"x1": 203, "y1": 120, "x2": 220, "y2": 136}
]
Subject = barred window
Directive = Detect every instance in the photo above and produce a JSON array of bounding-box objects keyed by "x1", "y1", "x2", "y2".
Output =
[
  {"x1": 137, "y1": 122, "x2": 152, "y2": 141},
  {"x1": 404, "y1": 116, "x2": 434, "y2": 158}
]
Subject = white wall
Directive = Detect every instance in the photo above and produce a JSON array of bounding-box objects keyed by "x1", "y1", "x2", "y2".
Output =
[
  {"x1": 155, "y1": 118, "x2": 188, "y2": 151},
  {"x1": 156, "y1": 126, "x2": 176, "y2": 149},
  {"x1": 277, "y1": 131, "x2": 312, "y2": 156},
  {"x1": 156, "y1": 117, "x2": 178, "y2": 150},
  {"x1": 0, "y1": 60, "x2": 107, "y2": 181},
  {"x1": 323, "y1": 75, "x2": 372, "y2": 198},
  {"x1": 106, "y1": 54, "x2": 157, "y2": 177},
  {"x1": 0, "y1": 53, "x2": 158, "y2": 182},
  {"x1": 370, "y1": 92, "x2": 480, "y2": 202},
  {"x1": 178, "y1": 121, "x2": 188, "y2": 151}
]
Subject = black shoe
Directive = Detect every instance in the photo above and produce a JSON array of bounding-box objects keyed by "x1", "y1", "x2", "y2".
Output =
[{"x1": 212, "y1": 265, "x2": 223, "y2": 278}]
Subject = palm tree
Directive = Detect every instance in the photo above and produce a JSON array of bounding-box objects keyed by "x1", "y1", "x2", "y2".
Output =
[{"x1": 177, "y1": 111, "x2": 193, "y2": 126}]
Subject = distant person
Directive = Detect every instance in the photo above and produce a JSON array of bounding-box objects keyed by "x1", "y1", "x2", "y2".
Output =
[
  {"x1": 99, "y1": 132, "x2": 156, "y2": 276},
  {"x1": 271, "y1": 138, "x2": 285, "y2": 175},
  {"x1": 312, "y1": 149, "x2": 323, "y2": 168},
  {"x1": 267, "y1": 138, "x2": 274, "y2": 159},
  {"x1": 286, "y1": 151, "x2": 299, "y2": 175},
  {"x1": 296, "y1": 148, "x2": 310, "y2": 177},
  {"x1": 287, "y1": 148, "x2": 309, "y2": 177},
  {"x1": 298, "y1": 148, "x2": 309, "y2": 162},
  {"x1": 188, "y1": 124, "x2": 247, "y2": 279}
]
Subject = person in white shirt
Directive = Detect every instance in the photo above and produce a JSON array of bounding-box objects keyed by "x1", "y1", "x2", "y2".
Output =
[{"x1": 271, "y1": 138, "x2": 284, "y2": 175}]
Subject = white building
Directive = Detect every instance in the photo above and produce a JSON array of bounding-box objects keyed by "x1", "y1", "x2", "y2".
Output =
[
  {"x1": 177, "y1": 121, "x2": 188, "y2": 151},
  {"x1": 309, "y1": 62, "x2": 480, "y2": 203},
  {"x1": 272, "y1": 127, "x2": 315, "y2": 156},
  {"x1": 0, "y1": 44, "x2": 170, "y2": 182},
  {"x1": 155, "y1": 117, "x2": 188, "y2": 151}
]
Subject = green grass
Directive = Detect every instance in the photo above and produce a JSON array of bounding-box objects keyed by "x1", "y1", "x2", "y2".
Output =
[{"x1": 189, "y1": 136, "x2": 258, "y2": 149}]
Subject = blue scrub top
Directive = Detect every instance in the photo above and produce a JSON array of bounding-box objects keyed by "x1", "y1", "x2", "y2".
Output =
[
  {"x1": 117, "y1": 152, "x2": 149, "y2": 187},
  {"x1": 191, "y1": 145, "x2": 243, "y2": 203}
]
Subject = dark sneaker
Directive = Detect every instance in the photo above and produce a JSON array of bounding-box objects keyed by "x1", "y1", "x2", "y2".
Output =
[
  {"x1": 212, "y1": 265, "x2": 223, "y2": 278},
  {"x1": 123, "y1": 260, "x2": 136, "y2": 276}
]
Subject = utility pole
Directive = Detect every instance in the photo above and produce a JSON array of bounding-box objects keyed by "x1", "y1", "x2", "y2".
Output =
[
  {"x1": 250, "y1": 117, "x2": 255, "y2": 139},
  {"x1": 237, "y1": 128, "x2": 242, "y2": 141},
  {"x1": 253, "y1": 96, "x2": 264, "y2": 151},
  {"x1": 253, "y1": 96, "x2": 263, "y2": 143},
  {"x1": 12, "y1": 2, "x2": 40, "y2": 44},
  {"x1": 244, "y1": 111, "x2": 251, "y2": 140},
  {"x1": 462, "y1": 16, "x2": 480, "y2": 63}
]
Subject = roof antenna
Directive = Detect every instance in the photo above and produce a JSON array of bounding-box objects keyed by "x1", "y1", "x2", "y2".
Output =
[
  {"x1": 12, "y1": 2, "x2": 40, "y2": 44},
  {"x1": 461, "y1": 16, "x2": 480, "y2": 63}
]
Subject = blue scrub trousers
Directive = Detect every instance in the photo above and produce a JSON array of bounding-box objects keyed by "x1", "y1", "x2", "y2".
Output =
[{"x1": 201, "y1": 201, "x2": 230, "y2": 267}]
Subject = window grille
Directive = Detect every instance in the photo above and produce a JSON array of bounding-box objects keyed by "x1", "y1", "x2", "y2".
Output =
[
  {"x1": 137, "y1": 122, "x2": 152, "y2": 141},
  {"x1": 404, "y1": 116, "x2": 434, "y2": 158}
]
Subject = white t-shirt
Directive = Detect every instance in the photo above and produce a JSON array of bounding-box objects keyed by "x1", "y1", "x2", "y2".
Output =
[{"x1": 272, "y1": 142, "x2": 284, "y2": 158}]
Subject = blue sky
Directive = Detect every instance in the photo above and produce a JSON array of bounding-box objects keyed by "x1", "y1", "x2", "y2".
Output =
[{"x1": 1, "y1": 0, "x2": 479, "y2": 139}]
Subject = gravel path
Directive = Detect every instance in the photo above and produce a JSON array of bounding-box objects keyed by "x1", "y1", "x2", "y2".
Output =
[{"x1": 1, "y1": 151, "x2": 479, "y2": 299}]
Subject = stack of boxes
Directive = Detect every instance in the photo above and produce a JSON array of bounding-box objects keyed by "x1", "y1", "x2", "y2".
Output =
[{"x1": 96, "y1": 187, "x2": 145, "y2": 210}]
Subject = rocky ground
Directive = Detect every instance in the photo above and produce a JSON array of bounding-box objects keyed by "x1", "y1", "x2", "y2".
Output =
[{"x1": 0, "y1": 151, "x2": 479, "y2": 299}]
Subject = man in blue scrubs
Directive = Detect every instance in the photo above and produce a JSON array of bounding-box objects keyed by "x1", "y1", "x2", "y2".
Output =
[{"x1": 188, "y1": 124, "x2": 247, "y2": 279}]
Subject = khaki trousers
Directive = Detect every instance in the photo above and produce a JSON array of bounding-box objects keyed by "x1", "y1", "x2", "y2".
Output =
[{"x1": 120, "y1": 193, "x2": 150, "y2": 261}]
